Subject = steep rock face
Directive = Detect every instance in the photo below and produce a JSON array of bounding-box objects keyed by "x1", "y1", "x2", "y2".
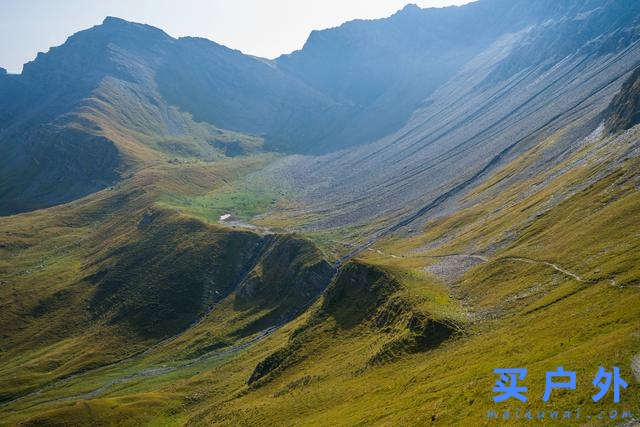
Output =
[{"x1": 604, "y1": 67, "x2": 640, "y2": 134}]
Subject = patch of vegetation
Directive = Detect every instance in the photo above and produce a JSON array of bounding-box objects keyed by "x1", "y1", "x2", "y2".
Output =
[{"x1": 157, "y1": 159, "x2": 289, "y2": 223}]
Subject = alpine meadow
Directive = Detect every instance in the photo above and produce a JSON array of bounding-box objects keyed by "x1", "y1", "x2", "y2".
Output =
[{"x1": 1, "y1": 1, "x2": 640, "y2": 425}]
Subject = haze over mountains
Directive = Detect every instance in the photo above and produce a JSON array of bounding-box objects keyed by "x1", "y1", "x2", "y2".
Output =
[
  {"x1": 2, "y1": 0, "x2": 639, "y2": 218},
  {"x1": 277, "y1": 0, "x2": 640, "y2": 232},
  {"x1": 1, "y1": 0, "x2": 640, "y2": 424}
]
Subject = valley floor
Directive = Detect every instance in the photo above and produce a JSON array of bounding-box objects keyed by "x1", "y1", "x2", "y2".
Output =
[{"x1": 1, "y1": 125, "x2": 640, "y2": 426}]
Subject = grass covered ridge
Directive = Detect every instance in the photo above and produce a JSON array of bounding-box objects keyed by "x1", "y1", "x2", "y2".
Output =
[{"x1": 1, "y1": 123, "x2": 639, "y2": 425}]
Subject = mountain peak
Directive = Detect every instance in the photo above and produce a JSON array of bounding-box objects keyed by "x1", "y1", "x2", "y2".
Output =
[
  {"x1": 394, "y1": 3, "x2": 422, "y2": 17},
  {"x1": 401, "y1": 3, "x2": 420, "y2": 12},
  {"x1": 96, "y1": 16, "x2": 171, "y2": 40},
  {"x1": 102, "y1": 16, "x2": 128, "y2": 25}
]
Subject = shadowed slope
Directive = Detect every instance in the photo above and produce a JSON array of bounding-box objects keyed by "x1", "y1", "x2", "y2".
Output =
[
  {"x1": 605, "y1": 65, "x2": 640, "y2": 134},
  {"x1": 0, "y1": 17, "x2": 334, "y2": 215}
]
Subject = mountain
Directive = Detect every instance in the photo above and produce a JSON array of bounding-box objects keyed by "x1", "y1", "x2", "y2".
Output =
[
  {"x1": 5, "y1": 1, "x2": 640, "y2": 216},
  {"x1": 1, "y1": 0, "x2": 640, "y2": 425},
  {"x1": 0, "y1": 17, "x2": 341, "y2": 215},
  {"x1": 275, "y1": 0, "x2": 640, "y2": 232}
]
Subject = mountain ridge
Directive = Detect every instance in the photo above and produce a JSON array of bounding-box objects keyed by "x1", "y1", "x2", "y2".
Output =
[
  {"x1": 2, "y1": 1, "x2": 640, "y2": 423},
  {"x1": 9, "y1": 1, "x2": 640, "y2": 215}
]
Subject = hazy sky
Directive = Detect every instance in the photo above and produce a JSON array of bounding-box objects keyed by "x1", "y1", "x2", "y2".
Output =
[{"x1": 1, "y1": 0, "x2": 472, "y2": 73}]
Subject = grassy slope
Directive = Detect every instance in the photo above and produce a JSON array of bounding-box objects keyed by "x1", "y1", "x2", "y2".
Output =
[
  {"x1": 190, "y1": 125, "x2": 640, "y2": 425},
  {"x1": 0, "y1": 155, "x2": 290, "y2": 402},
  {"x1": 1, "y1": 124, "x2": 640, "y2": 425}
]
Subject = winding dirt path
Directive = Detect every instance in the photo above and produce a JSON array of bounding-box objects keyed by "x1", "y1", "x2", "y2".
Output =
[
  {"x1": 427, "y1": 253, "x2": 583, "y2": 282},
  {"x1": 498, "y1": 256, "x2": 583, "y2": 282}
]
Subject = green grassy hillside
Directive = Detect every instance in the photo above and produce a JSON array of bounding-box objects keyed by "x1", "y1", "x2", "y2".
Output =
[
  {"x1": 1, "y1": 119, "x2": 639, "y2": 425},
  {"x1": 2, "y1": 2, "x2": 640, "y2": 424},
  {"x1": 0, "y1": 155, "x2": 331, "y2": 406}
]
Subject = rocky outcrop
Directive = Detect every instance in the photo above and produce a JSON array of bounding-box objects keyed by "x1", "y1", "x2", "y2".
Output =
[
  {"x1": 247, "y1": 260, "x2": 458, "y2": 385},
  {"x1": 234, "y1": 234, "x2": 335, "y2": 333},
  {"x1": 604, "y1": 67, "x2": 640, "y2": 134}
]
